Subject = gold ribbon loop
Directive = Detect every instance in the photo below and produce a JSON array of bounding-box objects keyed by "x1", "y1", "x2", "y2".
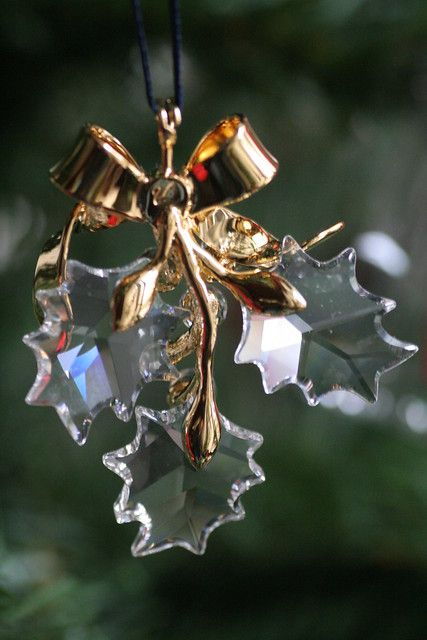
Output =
[
  {"x1": 50, "y1": 125, "x2": 147, "y2": 221},
  {"x1": 186, "y1": 115, "x2": 278, "y2": 213},
  {"x1": 50, "y1": 116, "x2": 278, "y2": 224}
]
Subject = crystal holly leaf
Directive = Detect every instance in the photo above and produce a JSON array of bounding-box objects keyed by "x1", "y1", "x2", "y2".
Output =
[
  {"x1": 235, "y1": 235, "x2": 417, "y2": 405},
  {"x1": 24, "y1": 258, "x2": 185, "y2": 445},
  {"x1": 103, "y1": 404, "x2": 265, "y2": 556}
]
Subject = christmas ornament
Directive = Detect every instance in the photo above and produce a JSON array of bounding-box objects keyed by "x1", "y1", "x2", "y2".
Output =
[{"x1": 23, "y1": 0, "x2": 417, "y2": 556}]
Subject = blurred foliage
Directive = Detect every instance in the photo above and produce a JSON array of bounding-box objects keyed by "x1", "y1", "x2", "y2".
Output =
[{"x1": 1, "y1": 0, "x2": 427, "y2": 638}]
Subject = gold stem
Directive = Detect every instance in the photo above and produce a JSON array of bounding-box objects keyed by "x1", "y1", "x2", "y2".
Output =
[
  {"x1": 301, "y1": 221, "x2": 345, "y2": 252},
  {"x1": 111, "y1": 208, "x2": 177, "y2": 331},
  {"x1": 167, "y1": 287, "x2": 225, "y2": 370},
  {"x1": 190, "y1": 239, "x2": 262, "y2": 278},
  {"x1": 156, "y1": 100, "x2": 182, "y2": 177},
  {"x1": 190, "y1": 226, "x2": 306, "y2": 314},
  {"x1": 167, "y1": 327, "x2": 194, "y2": 365},
  {"x1": 172, "y1": 209, "x2": 221, "y2": 469},
  {"x1": 33, "y1": 203, "x2": 85, "y2": 322}
]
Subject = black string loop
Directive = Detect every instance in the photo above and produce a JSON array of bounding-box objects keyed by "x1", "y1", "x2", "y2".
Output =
[{"x1": 131, "y1": 0, "x2": 183, "y2": 114}]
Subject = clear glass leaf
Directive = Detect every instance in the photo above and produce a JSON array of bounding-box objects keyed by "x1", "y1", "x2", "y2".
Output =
[
  {"x1": 23, "y1": 258, "x2": 185, "y2": 445},
  {"x1": 235, "y1": 236, "x2": 417, "y2": 404},
  {"x1": 103, "y1": 404, "x2": 265, "y2": 556}
]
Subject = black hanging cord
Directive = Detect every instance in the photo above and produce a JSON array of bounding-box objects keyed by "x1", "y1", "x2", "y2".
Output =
[
  {"x1": 170, "y1": 0, "x2": 183, "y2": 111},
  {"x1": 131, "y1": 0, "x2": 184, "y2": 114}
]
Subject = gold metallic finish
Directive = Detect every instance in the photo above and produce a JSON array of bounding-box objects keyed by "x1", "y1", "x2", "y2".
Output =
[
  {"x1": 50, "y1": 125, "x2": 146, "y2": 221},
  {"x1": 166, "y1": 291, "x2": 200, "y2": 366},
  {"x1": 185, "y1": 115, "x2": 278, "y2": 213},
  {"x1": 157, "y1": 249, "x2": 183, "y2": 291},
  {"x1": 173, "y1": 209, "x2": 221, "y2": 469},
  {"x1": 112, "y1": 207, "x2": 177, "y2": 331},
  {"x1": 40, "y1": 106, "x2": 345, "y2": 469},
  {"x1": 32, "y1": 203, "x2": 85, "y2": 322},
  {"x1": 167, "y1": 372, "x2": 194, "y2": 406},
  {"x1": 167, "y1": 328, "x2": 195, "y2": 366},
  {"x1": 195, "y1": 207, "x2": 281, "y2": 267},
  {"x1": 300, "y1": 222, "x2": 345, "y2": 252},
  {"x1": 189, "y1": 239, "x2": 306, "y2": 315},
  {"x1": 167, "y1": 288, "x2": 224, "y2": 366},
  {"x1": 211, "y1": 266, "x2": 306, "y2": 315},
  {"x1": 189, "y1": 240, "x2": 262, "y2": 279},
  {"x1": 156, "y1": 99, "x2": 182, "y2": 176},
  {"x1": 78, "y1": 205, "x2": 128, "y2": 232}
]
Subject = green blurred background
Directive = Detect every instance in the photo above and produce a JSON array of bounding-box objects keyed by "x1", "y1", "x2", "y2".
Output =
[{"x1": 1, "y1": 1, "x2": 427, "y2": 638}]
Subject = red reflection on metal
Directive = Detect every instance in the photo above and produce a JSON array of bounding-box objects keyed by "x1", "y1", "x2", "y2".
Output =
[
  {"x1": 192, "y1": 163, "x2": 209, "y2": 182},
  {"x1": 107, "y1": 214, "x2": 120, "y2": 227},
  {"x1": 56, "y1": 331, "x2": 67, "y2": 352}
]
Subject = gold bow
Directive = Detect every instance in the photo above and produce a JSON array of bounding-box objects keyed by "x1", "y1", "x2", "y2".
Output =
[{"x1": 34, "y1": 102, "x2": 342, "y2": 468}]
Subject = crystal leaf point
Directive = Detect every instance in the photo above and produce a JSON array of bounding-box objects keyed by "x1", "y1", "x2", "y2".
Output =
[
  {"x1": 235, "y1": 235, "x2": 417, "y2": 405},
  {"x1": 103, "y1": 404, "x2": 265, "y2": 556},
  {"x1": 23, "y1": 258, "x2": 186, "y2": 445}
]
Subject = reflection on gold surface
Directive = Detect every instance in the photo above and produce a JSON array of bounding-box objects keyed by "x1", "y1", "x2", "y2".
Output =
[
  {"x1": 300, "y1": 222, "x2": 345, "y2": 252},
  {"x1": 186, "y1": 114, "x2": 278, "y2": 212},
  {"x1": 196, "y1": 207, "x2": 280, "y2": 266},
  {"x1": 50, "y1": 124, "x2": 146, "y2": 221},
  {"x1": 32, "y1": 203, "x2": 84, "y2": 322}
]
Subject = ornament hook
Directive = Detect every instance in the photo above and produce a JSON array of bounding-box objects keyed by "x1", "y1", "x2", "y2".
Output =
[{"x1": 156, "y1": 99, "x2": 182, "y2": 177}]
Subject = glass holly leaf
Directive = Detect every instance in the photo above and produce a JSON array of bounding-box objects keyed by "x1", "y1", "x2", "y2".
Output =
[
  {"x1": 235, "y1": 235, "x2": 417, "y2": 405},
  {"x1": 103, "y1": 404, "x2": 265, "y2": 556},
  {"x1": 23, "y1": 258, "x2": 185, "y2": 445}
]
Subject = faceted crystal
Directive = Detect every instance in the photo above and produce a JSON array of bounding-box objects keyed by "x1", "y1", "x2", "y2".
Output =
[
  {"x1": 235, "y1": 236, "x2": 417, "y2": 404},
  {"x1": 24, "y1": 258, "x2": 185, "y2": 444},
  {"x1": 103, "y1": 405, "x2": 264, "y2": 556}
]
